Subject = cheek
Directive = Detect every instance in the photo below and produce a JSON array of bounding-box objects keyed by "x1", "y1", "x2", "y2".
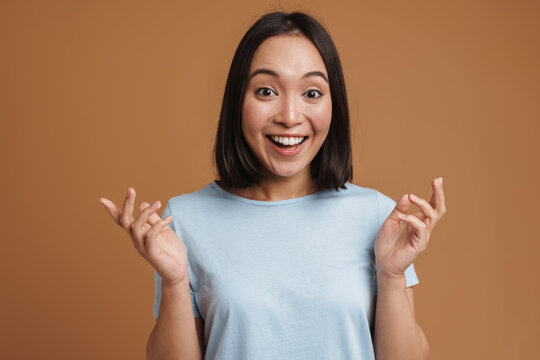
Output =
[
  {"x1": 309, "y1": 99, "x2": 332, "y2": 135},
  {"x1": 241, "y1": 97, "x2": 268, "y2": 142}
]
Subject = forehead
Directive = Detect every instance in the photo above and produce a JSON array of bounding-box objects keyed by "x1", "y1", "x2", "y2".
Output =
[{"x1": 249, "y1": 34, "x2": 327, "y2": 77}]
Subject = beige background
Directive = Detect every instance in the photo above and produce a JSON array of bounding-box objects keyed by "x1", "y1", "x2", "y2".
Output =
[{"x1": 1, "y1": 0, "x2": 539, "y2": 359}]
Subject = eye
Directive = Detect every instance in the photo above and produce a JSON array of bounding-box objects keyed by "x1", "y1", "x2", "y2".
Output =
[
  {"x1": 255, "y1": 87, "x2": 277, "y2": 97},
  {"x1": 304, "y1": 89, "x2": 322, "y2": 99}
]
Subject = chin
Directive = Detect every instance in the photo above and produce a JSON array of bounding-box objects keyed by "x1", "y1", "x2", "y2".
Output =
[{"x1": 268, "y1": 165, "x2": 307, "y2": 179}]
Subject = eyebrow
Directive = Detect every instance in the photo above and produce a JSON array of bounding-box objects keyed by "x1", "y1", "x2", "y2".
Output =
[{"x1": 247, "y1": 68, "x2": 328, "y2": 83}]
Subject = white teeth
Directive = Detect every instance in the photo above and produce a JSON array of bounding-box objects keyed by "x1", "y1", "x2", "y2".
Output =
[{"x1": 271, "y1": 136, "x2": 305, "y2": 145}]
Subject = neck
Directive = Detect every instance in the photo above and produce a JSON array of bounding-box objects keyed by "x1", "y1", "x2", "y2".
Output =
[{"x1": 222, "y1": 167, "x2": 320, "y2": 201}]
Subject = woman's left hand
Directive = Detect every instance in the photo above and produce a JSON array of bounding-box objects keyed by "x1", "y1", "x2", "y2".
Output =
[{"x1": 374, "y1": 177, "x2": 447, "y2": 279}]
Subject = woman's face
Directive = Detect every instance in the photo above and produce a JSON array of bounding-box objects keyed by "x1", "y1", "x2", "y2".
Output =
[{"x1": 242, "y1": 34, "x2": 332, "y2": 180}]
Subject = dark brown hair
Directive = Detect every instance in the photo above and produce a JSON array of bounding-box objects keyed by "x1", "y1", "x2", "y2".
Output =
[{"x1": 214, "y1": 11, "x2": 352, "y2": 191}]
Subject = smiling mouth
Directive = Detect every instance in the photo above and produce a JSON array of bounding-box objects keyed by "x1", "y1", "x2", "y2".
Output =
[{"x1": 267, "y1": 135, "x2": 307, "y2": 149}]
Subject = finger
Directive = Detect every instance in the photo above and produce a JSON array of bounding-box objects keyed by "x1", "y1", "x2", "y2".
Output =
[
  {"x1": 139, "y1": 202, "x2": 150, "y2": 212},
  {"x1": 134, "y1": 201, "x2": 161, "y2": 229},
  {"x1": 396, "y1": 212, "x2": 429, "y2": 250},
  {"x1": 132, "y1": 200, "x2": 161, "y2": 242},
  {"x1": 138, "y1": 203, "x2": 154, "y2": 232},
  {"x1": 429, "y1": 177, "x2": 446, "y2": 216},
  {"x1": 137, "y1": 202, "x2": 160, "y2": 235},
  {"x1": 119, "y1": 187, "x2": 136, "y2": 230},
  {"x1": 140, "y1": 202, "x2": 164, "y2": 226},
  {"x1": 144, "y1": 215, "x2": 173, "y2": 255},
  {"x1": 99, "y1": 197, "x2": 122, "y2": 225},
  {"x1": 413, "y1": 210, "x2": 426, "y2": 221},
  {"x1": 131, "y1": 221, "x2": 153, "y2": 254},
  {"x1": 409, "y1": 193, "x2": 438, "y2": 228}
]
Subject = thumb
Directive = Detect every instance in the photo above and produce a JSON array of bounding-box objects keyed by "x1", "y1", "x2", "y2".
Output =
[{"x1": 388, "y1": 193, "x2": 413, "y2": 221}]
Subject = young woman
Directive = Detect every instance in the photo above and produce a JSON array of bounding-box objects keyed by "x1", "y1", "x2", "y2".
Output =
[{"x1": 100, "y1": 11, "x2": 445, "y2": 360}]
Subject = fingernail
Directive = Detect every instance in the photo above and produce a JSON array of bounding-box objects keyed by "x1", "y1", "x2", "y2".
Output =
[{"x1": 410, "y1": 193, "x2": 418, "y2": 201}]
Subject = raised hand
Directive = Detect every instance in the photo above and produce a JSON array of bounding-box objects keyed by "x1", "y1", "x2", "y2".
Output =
[
  {"x1": 99, "y1": 187, "x2": 189, "y2": 287},
  {"x1": 374, "y1": 177, "x2": 447, "y2": 279}
]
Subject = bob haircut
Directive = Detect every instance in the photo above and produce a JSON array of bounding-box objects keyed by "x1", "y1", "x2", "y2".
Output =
[{"x1": 214, "y1": 11, "x2": 352, "y2": 191}]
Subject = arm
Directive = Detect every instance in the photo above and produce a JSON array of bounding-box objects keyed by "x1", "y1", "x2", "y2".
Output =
[
  {"x1": 373, "y1": 178, "x2": 445, "y2": 359},
  {"x1": 374, "y1": 276, "x2": 429, "y2": 360},
  {"x1": 146, "y1": 278, "x2": 203, "y2": 360},
  {"x1": 99, "y1": 190, "x2": 202, "y2": 359}
]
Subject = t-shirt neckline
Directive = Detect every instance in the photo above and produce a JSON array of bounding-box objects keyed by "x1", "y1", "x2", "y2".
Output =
[{"x1": 209, "y1": 180, "x2": 331, "y2": 206}]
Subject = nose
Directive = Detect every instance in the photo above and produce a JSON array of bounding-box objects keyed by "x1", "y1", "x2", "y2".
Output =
[{"x1": 274, "y1": 94, "x2": 303, "y2": 128}]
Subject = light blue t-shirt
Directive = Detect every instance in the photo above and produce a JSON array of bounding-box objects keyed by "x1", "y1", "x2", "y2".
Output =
[{"x1": 153, "y1": 181, "x2": 419, "y2": 360}]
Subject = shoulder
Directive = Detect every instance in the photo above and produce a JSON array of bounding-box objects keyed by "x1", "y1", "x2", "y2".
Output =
[
  {"x1": 340, "y1": 182, "x2": 378, "y2": 195},
  {"x1": 340, "y1": 182, "x2": 396, "y2": 206},
  {"x1": 333, "y1": 183, "x2": 396, "y2": 222},
  {"x1": 324, "y1": 182, "x2": 381, "y2": 203},
  {"x1": 166, "y1": 182, "x2": 220, "y2": 213},
  {"x1": 314, "y1": 182, "x2": 385, "y2": 215}
]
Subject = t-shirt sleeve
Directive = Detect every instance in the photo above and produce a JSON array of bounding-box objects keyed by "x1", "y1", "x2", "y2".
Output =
[
  {"x1": 152, "y1": 201, "x2": 201, "y2": 318},
  {"x1": 374, "y1": 191, "x2": 420, "y2": 295}
]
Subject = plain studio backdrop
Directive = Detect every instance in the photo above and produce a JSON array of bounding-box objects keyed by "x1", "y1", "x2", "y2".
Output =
[{"x1": 1, "y1": 0, "x2": 538, "y2": 359}]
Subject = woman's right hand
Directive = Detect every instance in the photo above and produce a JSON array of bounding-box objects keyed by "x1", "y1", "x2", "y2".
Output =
[{"x1": 99, "y1": 187, "x2": 189, "y2": 287}]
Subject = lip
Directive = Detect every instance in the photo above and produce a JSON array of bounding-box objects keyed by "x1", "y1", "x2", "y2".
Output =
[
  {"x1": 267, "y1": 134, "x2": 308, "y2": 138},
  {"x1": 266, "y1": 135, "x2": 307, "y2": 156}
]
